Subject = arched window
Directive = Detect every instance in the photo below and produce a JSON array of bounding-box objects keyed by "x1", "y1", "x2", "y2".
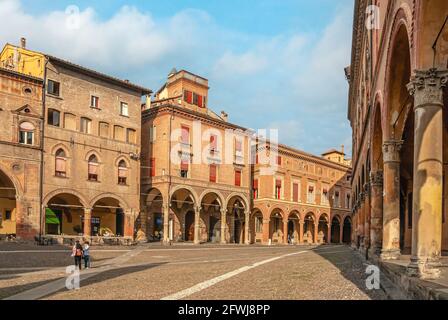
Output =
[
  {"x1": 19, "y1": 122, "x2": 35, "y2": 145},
  {"x1": 88, "y1": 155, "x2": 99, "y2": 181},
  {"x1": 118, "y1": 160, "x2": 128, "y2": 185},
  {"x1": 55, "y1": 149, "x2": 67, "y2": 177}
]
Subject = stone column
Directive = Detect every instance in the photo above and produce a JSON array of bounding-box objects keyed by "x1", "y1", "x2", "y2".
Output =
[
  {"x1": 194, "y1": 205, "x2": 201, "y2": 245},
  {"x1": 406, "y1": 68, "x2": 448, "y2": 278},
  {"x1": 220, "y1": 208, "x2": 227, "y2": 244},
  {"x1": 299, "y1": 221, "x2": 304, "y2": 244},
  {"x1": 83, "y1": 208, "x2": 92, "y2": 238},
  {"x1": 381, "y1": 140, "x2": 403, "y2": 260},
  {"x1": 262, "y1": 218, "x2": 270, "y2": 244},
  {"x1": 327, "y1": 222, "x2": 331, "y2": 244},
  {"x1": 359, "y1": 193, "x2": 365, "y2": 248},
  {"x1": 364, "y1": 183, "x2": 371, "y2": 251},
  {"x1": 314, "y1": 222, "x2": 319, "y2": 244},
  {"x1": 283, "y1": 219, "x2": 289, "y2": 244},
  {"x1": 163, "y1": 204, "x2": 170, "y2": 244},
  {"x1": 369, "y1": 171, "x2": 384, "y2": 256},
  {"x1": 339, "y1": 223, "x2": 343, "y2": 243},
  {"x1": 244, "y1": 211, "x2": 250, "y2": 244}
]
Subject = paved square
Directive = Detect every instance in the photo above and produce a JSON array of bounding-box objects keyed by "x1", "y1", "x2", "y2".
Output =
[{"x1": 0, "y1": 244, "x2": 387, "y2": 300}]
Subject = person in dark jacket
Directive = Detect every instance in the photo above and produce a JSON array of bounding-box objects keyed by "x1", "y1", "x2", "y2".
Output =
[{"x1": 72, "y1": 240, "x2": 83, "y2": 270}]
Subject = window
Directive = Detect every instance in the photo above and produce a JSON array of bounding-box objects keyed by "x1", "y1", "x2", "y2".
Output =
[
  {"x1": 275, "y1": 179, "x2": 282, "y2": 199},
  {"x1": 180, "y1": 159, "x2": 189, "y2": 178},
  {"x1": 181, "y1": 126, "x2": 190, "y2": 145},
  {"x1": 346, "y1": 194, "x2": 351, "y2": 209},
  {"x1": 114, "y1": 125, "x2": 125, "y2": 141},
  {"x1": 99, "y1": 122, "x2": 109, "y2": 138},
  {"x1": 150, "y1": 158, "x2": 156, "y2": 177},
  {"x1": 80, "y1": 117, "x2": 92, "y2": 134},
  {"x1": 209, "y1": 164, "x2": 217, "y2": 183},
  {"x1": 88, "y1": 155, "x2": 99, "y2": 181},
  {"x1": 19, "y1": 122, "x2": 35, "y2": 145},
  {"x1": 47, "y1": 80, "x2": 60, "y2": 96},
  {"x1": 235, "y1": 170, "x2": 241, "y2": 187},
  {"x1": 91, "y1": 96, "x2": 99, "y2": 108},
  {"x1": 235, "y1": 138, "x2": 243, "y2": 163},
  {"x1": 334, "y1": 190, "x2": 340, "y2": 207},
  {"x1": 149, "y1": 126, "x2": 157, "y2": 142},
  {"x1": 210, "y1": 134, "x2": 217, "y2": 154},
  {"x1": 292, "y1": 183, "x2": 299, "y2": 202},
  {"x1": 55, "y1": 149, "x2": 67, "y2": 177},
  {"x1": 47, "y1": 109, "x2": 60, "y2": 127},
  {"x1": 255, "y1": 216, "x2": 263, "y2": 233},
  {"x1": 276, "y1": 156, "x2": 282, "y2": 166},
  {"x1": 307, "y1": 184, "x2": 315, "y2": 203},
  {"x1": 118, "y1": 160, "x2": 127, "y2": 185},
  {"x1": 253, "y1": 178, "x2": 259, "y2": 199},
  {"x1": 120, "y1": 102, "x2": 129, "y2": 116},
  {"x1": 126, "y1": 128, "x2": 136, "y2": 144},
  {"x1": 192, "y1": 93, "x2": 204, "y2": 107},
  {"x1": 64, "y1": 113, "x2": 76, "y2": 130},
  {"x1": 322, "y1": 187, "x2": 329, "y2": 205},
  {"x1": 184, "y1": 90, "x2": 193, "y2": 104},
  {"x1": 5, "y1": 210, "x2": 12, "y2": 220}
]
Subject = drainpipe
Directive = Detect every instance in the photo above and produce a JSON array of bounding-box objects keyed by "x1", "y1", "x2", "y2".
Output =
[{"x1": 39, "y1": 57, "x2": 49, "y2": 238}]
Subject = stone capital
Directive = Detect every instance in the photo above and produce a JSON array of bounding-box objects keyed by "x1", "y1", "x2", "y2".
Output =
[
  {"x1": 407, "y1": 68, "x2": 448, "y2": 109},
  {"x1": 382, "y1": 140, "x2": 403, "y2": 163},
  {"x1": 370, "y1": 170, "x2": 383, "y2": 187}
]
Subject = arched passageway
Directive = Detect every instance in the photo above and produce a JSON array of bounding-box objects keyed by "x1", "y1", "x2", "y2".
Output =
[
  {"x1": 0, "y1": 170, "x2": 17, "y2": 236},
  {"x1": 343, "y1": 216, "x2": 352, "y2": 244},
  {"x1": 303, "y1": 213, "x2": 316, "y2": 244},
  {"x1": 331, "y1": 216, "x2": 341, "y2": 243},
  {"x1": 45, "y1": 193, "x2": 85, "y2": 236},
  {"x1": 269, "y1": 209, "x2": 284, "y2": 244}
]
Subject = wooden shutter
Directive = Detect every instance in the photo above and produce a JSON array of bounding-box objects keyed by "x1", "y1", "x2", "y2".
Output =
[
  {"x1": 181, "y1": 126, "x2": 190, "y2": 144},
  {"x1": 277, "y1": 156, "x2": 282, "y2": 165},
  {"x1": 88, "y1": 162, "x2": 98, "y2": 175},
  {"x1": 210, "y1": 165, "x2": 217, "y2": 182},
  {"x1": 293, "y1": 183, "x2": 299, "y2": 202},
  {"x1": 235, "y1": 170, "x2": 241, "y2": 186},
  {"x1": 198, "y1": 94, "x2": 203, "y2": 108},
  {"x1": 275, "y1": 179, "x2": 282, "y2": 187},
  {"x1": 210, "y1": 134, "x2": 217, "y2": 151},
  {"x1": 56, "y1": 157, "x2": 66, "y2": 173},
  {"x1": 253, "y1": 178, "x2": 258, "y2": 189},
  {"x1": 181, "y1": 160, "x2": 189, "y2": 171}
]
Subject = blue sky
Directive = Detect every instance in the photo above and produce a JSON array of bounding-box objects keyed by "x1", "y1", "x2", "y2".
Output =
[{"x1": 1, "y1": 0, "x2": 354, "y2": 157}]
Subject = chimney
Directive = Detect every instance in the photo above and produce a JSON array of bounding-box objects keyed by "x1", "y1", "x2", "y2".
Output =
[
  {"x1": 20, "y1": 37, "x2": 26, "y2": 49},
  {"x1": 145, "y1": 94, "x2": 151, "y2": 109},
  {"x1": 341, "y1": 144, "x2": 345, "y2": 155},
  {"x1": 220, "y1": 111, "x2": 228, "y2": 122}
]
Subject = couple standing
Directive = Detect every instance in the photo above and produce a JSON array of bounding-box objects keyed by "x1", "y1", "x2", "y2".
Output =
[{"x1": 72, "y1": 240, "x2": 91, "y2": 270}]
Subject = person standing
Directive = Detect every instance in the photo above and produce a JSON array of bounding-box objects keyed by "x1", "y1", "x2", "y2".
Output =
[
  {"x1": 72, "y1": 240, "x2": 83, "y2": 270},
  {"x1": 83, "y1": 241, "x2": 91, "y2": 269}
]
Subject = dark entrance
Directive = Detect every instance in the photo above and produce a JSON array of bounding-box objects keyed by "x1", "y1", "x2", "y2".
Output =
[
  {"x1": 343, "y1": 217, "x2": 352, "y2": 244},
  {"x1": 185, "y1": 211, "x2": 195, "y2": 241},
  {"x1": 116, "y1": 209, "x2": 124, "y2": 237}
]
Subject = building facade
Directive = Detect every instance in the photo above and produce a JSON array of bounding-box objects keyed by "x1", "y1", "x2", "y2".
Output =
[
  {"x1": 140, "y1": 69, "x2": 252, "y2": 244},
  {"x1": 348, "y1": 0, "x2": 448, "y2": 278},
  {"x1": 0, "y1": 40, "x2": 151, "y2": 241},
  {"x1": 252, "y1": 143, "x2": 352, "y2": 245},
  {"x1": 0, "y1": 67, "x2": 43, "y2": 238}
]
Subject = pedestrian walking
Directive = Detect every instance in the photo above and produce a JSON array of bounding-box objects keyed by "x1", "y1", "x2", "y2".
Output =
[
  {"x1": 83, "y1": 241, "x2": 91, "y2": 269},
  {"x1": 72, "y1": 240, "x2": 83, "y2": 270}
]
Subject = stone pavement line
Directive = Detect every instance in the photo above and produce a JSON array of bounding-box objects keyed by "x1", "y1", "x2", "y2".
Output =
[
  {"x1": 160, "y1": 250, "x2": 308, "y2": 300},
  {"x1": 3, "y1": 247, "x2": 146, "y2": 300}
]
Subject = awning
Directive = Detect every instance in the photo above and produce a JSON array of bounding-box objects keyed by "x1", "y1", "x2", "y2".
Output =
[{"x1": 45, "y1": 208, "x2": 60, "y2": 225}]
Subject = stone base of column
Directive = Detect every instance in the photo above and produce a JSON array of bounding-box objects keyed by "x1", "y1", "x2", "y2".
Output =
[
  {"x1": 368, "y1": 245, "x2": 381, "y2": 259},
  {"x1": 194, "y1": 239, "x2": 200, "y2": 245},
  {"x1": 380, "y1": 249, "x2": 400, "y2": 260},
  {"x1": 162, "y1": 239, "x2": 172, "y2": 245},
  {"x1": 407, "y1": 258, "x2": 442, "y2": 280}
]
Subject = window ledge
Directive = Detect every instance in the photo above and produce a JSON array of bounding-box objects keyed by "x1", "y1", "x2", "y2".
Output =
[
  {"x1": 90, "y1": 106, "x2": 101, "y2": 110},
  {"x1": 87, "y1": 180, "x2": 101, "y2": 183},
  {"x1": 46, "y1": 94, "x2": 63, "y2": 100},
  {"x1": 54, "y1": 175, "x2": 68, "y2": 179}
]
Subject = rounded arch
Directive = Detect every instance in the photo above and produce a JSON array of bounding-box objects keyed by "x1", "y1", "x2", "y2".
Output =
[
  {"x1": 384, "y1": 7, "x2": 414, "y2": 140},
  {"x1": 331, "y1": 214, "x2": 342, "y2": 224},
  {"x1": 198, "y1": 190, "x2": 225, "y2": 208},
  {"x1": 318, "y1": 212, "x2": 329, "y2": 222},
  {"x1": 225, "y1": 192, "x2": 250, "y2": 212},
  {"x1": 89, "y1": 192, "x2": 130, "y2": 211},
  {"x1": 43, "y1": 189, "x2": 88, "y2": 208},
  {"x1": 288, "y1": 210, "x2": 300, "y2": 220},
  {"x1": 169, "y1": 185, "x2": 198, "y2": 205},
  {"x1": 269, "y1": 207, "x2": 285, "y2": 219},
  {"x1": 0, "y1": 163, "x2": 23, "y2": 196}
]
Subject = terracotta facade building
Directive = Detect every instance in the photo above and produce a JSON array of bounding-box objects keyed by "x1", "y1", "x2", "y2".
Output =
[
  {"x1": 251, "y1": 143, "x2": 352, "y2": 245},
  {"x1": 348, "y1": 0, "x2": 448, "y2": 278},
  {"x1": 140, "y1": 69, "x2": 252, "y2": 244},
  {"x1": 0, "y1": 41, "x2": 151, "y2": 241}
]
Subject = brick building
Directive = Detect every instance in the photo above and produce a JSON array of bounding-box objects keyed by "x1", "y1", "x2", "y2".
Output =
[
  {"x1": 0, "y1": 67, "x2": 43, "y2": 238},
  {"x1": 251, "y1": 142, "x2": 352, "y2": 245},
  {"x1": 0, "y1": 40, "x2": 151, "y2": 241},
  {"x1": 140, "y1": 69, "x2": 252, "y2": 244},
  {"x1": 348, "y1": 0, "x2": 448, "y2": 278}
]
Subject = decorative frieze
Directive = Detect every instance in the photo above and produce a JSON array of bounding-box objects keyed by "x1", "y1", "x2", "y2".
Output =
[
  {"x1": 370, "y1": 170, "x2": 383, "y2": 187},
  {"x1": 382, "y1": 140, "x2": 403, "y2": 163},
  {"x1": 407, "y1": 68, "x2": 448, "y2": 108}
]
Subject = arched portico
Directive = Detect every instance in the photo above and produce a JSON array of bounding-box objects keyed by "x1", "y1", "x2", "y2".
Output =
[
  {"x1": 303, "y1": 212, "x2": 316, "y2": 244},
  {"x1": 226, "y1": 195, "x2": 248, "y2": 244},
  {"x1": 0, "y1": 169, "x2": 18, "y2": 237}
]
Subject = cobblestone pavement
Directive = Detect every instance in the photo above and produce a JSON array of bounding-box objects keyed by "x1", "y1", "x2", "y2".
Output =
[{"x1": 0, "y1": 244, "x2": 387, "y2": 300}]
